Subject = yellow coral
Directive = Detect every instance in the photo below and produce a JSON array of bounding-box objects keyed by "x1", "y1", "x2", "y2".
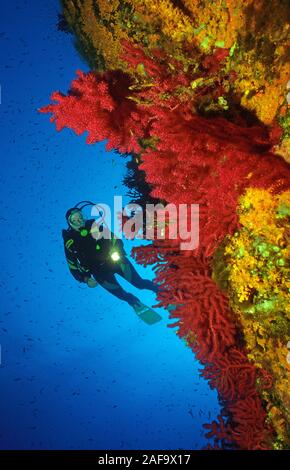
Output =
[
  {"x1": 216, "y1": 187, "x2": 290, "y2": 447},
  {"x1": 62, "y1": 0, "x2": 290, "y2": 133},
  {"x1": 133, "y1": 0, "x2": 195, "y2": 43}
]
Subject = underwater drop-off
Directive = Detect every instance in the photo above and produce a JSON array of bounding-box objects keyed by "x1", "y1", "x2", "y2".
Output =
[{"x1": 41, "y1": 0, "x2": 290, "y2": 449}]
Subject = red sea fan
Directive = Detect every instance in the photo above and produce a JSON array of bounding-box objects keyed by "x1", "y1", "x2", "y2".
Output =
[
  {"x1": 202, "y1": 48, "x2": 230, "y2": 73},
  {"x1": 166, "y1": 274, "x2": 237, "y2": 362},
  {"x1": 201, "y1": 348, "x2": 259, "y2": 401},
  {"x1": 227, "y1": 396, "x2": 273, "y2": 450},
  {"x1": 144, "y1": 243, "x2": 275, "y2": 449},
  {"x1": 39, "y1": 69, "x2": 150, "y2": 154},
  {"x1": 203, "y1": 414, "x2": 234, "y2": 446}
]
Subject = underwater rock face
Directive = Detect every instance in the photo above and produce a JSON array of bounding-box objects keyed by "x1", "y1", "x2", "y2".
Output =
[
  {"x1": 214, "y1": 188, "x2": 290, "y2": 448},
  {"x1": 41, "y1": 0, "x2": 290, "y2": 449}
]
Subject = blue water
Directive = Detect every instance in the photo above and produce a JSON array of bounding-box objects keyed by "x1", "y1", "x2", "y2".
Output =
[{"x1": 0, "y1": 0, "x2": 220, "y2": 450}]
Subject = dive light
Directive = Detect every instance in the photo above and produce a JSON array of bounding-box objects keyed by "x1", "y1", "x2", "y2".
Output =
[{"x1": 110, "y1": 250, "x2": 121, "y2": 262}]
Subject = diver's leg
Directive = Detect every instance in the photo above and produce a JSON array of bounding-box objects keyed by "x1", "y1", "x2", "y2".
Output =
[
  {"x1": 92, "y1": 270, "x2": 139, "y2": 306},
  {"x1": 118, "y1": 257, "x2": 159, "y2": 293}
]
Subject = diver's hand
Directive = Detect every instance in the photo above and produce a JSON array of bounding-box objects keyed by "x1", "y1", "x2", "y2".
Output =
[{"x1": 86, "y1": 278, "x2": 98, "y2": 288}]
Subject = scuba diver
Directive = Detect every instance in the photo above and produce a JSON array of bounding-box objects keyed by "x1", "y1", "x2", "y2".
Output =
[{"x1": 62, "y1": 201, "x2": 162, "y2": 324}]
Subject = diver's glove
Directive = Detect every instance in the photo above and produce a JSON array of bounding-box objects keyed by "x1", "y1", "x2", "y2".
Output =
[{"x1": 85, "y1": 278, "x2": 98, "y2": 288}]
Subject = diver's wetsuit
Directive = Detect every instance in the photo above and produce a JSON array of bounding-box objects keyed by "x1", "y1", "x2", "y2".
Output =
[{"x1": 62, "y1": 219, "x2": 158, "y2": 306}]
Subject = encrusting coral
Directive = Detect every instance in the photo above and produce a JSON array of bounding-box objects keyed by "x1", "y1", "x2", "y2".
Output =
[{"x1": 212, "y1": 188, "x2": 290, "y2": 448}]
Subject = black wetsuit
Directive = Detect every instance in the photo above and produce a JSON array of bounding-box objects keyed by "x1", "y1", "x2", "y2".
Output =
[{"x1": 62, "y1": 219, "x2": 158, "y2": 306}]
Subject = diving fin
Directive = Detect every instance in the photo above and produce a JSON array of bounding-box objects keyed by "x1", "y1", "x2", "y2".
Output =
[{"x1": 132, "y1": 302, "x2": 162, "y2": 325}]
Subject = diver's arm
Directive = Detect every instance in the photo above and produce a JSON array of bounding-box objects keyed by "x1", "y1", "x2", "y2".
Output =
[
  {"x1": 65, "y1": 255, "x2": 90, "y2": 283},
  {"x1": 63, "y1": 235, "x2": 91, "y2": 283}
]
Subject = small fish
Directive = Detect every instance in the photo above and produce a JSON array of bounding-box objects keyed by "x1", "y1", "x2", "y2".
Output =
[{"x1": 188, "y1": 409, "x2": 194, "y2": 419}]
